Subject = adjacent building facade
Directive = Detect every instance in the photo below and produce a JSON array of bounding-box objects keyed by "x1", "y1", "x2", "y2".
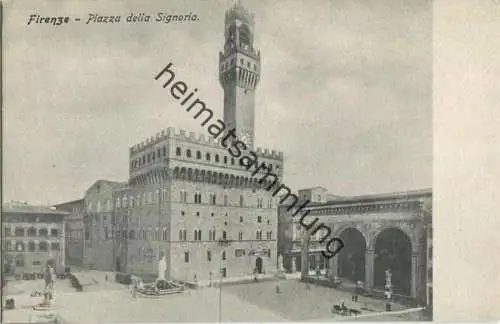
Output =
[
  {"x1": 279, "y1": 188, "x2": 432, "y2": 302},
  {"x1": 2, "y1": 202, "x2": 68, "y2": 276},
  {"x1": 53, "y1": 199, "x2": 85, "y2": 267}
]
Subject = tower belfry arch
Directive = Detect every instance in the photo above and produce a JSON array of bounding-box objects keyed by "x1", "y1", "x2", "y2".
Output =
[{"x1": 219, "y1": 1, "x2": 260, "y2": 149}]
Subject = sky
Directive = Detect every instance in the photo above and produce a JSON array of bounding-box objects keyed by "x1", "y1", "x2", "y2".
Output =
[{"x1": 3, "y1": 0, "x2": 432, "y2": 205}]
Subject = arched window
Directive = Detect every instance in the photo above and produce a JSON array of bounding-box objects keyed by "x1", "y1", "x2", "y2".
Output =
[
  {"x1": 222, "y1": 251, "x2": 226, "y2": 261},
  {"x1": 182, "y1": 230, "x2": 187, "y2": 241},
  {"x1": 176, "y1": 147, "x2": 181, "y2": 156},
  {"x1": 39, "y1": 241, "x2": 48, "y2": 252},
  {"x1": 28, "y1": 241, "x2": 36, "y2": 252},
  {"x1": 224, "y1": 194, "x2": 228, "y2": 206},
  {"x1": 27, "y1": 227, "x2": 36, "y2": 236},
  {"x1": 163, "y1": 146, "x2": 167, "y2": 156},
  {"x1": 39, "y1": 228, "x2": 48, "y2": 237},
  {"x1": 240, "y1": 195, "x2": 244, "y2": 207},
  {"x1": 194, "y1": 229, "x2": 198, "y2": 241},
  {"x1": 15, "y1": 227, "x2": 24, "y2": 236},
  {"x1": 215, "y1": 154, "x2": 220, "y2": 163},
  {"x1": 224, "y1": 156, "x2": 228, "y2": 164},
  {"x1": 198, "y1": 230, "x2": 202, "y2": 241},
  {"x1": 51, "y1": 242, "x2": 61, "y2": 251},
  {"x1": 206, "y1": 153, "x2": 211, "y2": 161},
  {"x1": 222, "y1": 231, "x2": 227, "y2": 240},
  {"x1": 186, "y1": 149, "x2": 191, "y2": 158},
  {"x1": 50, "y1": 229, "x2": 59, "y2": 237},
  {"x1": 196, "y1": 151, "x2": 201, "y2": 159}
]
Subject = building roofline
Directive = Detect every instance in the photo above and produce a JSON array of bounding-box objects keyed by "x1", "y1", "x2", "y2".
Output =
[
  {"x1": 2, "y1": 206, "x2": 70, "y2": 215},
  {"x1": 85, "y1": 179, "x2": 124, "y2": 195},
  {"x1": 309, "y1": 188, "x2": 432, "y2": 207},
  {"x1": 279, "y1": 188, "x2": 431, "y2": 207},
  {"x1": 298, "y1": 186, "x2": 329, "y2": 191},
  {"x1": 53, "y1": 198, "x2": 84, "y2": 207}
]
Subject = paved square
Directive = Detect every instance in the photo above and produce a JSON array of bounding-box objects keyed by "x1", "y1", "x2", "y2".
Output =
[
  {"x1": 3, "y1": 277, "x2": 415, "y2": 322},
  {"x1": 223, "y1": 279, "x2": 408, "y2": 321}
]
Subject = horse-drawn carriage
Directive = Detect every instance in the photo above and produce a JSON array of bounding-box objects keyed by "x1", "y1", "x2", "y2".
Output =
[{"x1": 332, "y1": 304, "x2": 362, "y2": 318}]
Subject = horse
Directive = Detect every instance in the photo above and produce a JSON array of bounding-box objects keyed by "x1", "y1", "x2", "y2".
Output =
[{"x1": 349, "y1": 308, "x2": 361, "y2": 318}]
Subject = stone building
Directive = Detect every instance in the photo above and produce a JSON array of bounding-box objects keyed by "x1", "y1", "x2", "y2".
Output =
[
  {"x1": 53, "y1": 199, "x2": 85, "y2": 267},
  {"x1": 55, "y1": 180, "x2": 123, "y2": 270},
  {"x1": 112, "y1": 2, "x2": 284, "y2": 282},
  {"x1": 279, "y1": 188, "x2": 432, "y2": 301},
  {"x1": 82, "y1": 180, "x2": 122, "y2": 270},
  {"x1": 2, "y1": 202, "x2": 68, "y2": 276}
]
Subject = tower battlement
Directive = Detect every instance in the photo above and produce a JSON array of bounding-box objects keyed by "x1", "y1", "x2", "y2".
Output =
[
  {"x1": 129, "y1": 127, "x2": 283, "y2": 160},
  {"x1": 225, "y1": 2, "x2": 255, "y2": 26}
]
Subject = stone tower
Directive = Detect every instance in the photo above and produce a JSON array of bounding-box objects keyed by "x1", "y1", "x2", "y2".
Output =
[{"x1": 219, "y1": 1, "x2": 260, "y2": 149}]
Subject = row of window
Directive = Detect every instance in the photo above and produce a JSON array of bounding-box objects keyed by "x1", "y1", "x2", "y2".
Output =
[
  {"x1": 5, "y1": 241, "x2": 61, "y2": 252},
  {"x1": 87, "y1": 199, "x2": 112, "y2": 213},
  {"x1": 4, "y1": 227, "x2": 59, "y2": 237},
  {"x1": 184, "y1": 248, "x2": 271, "y2": 264},
  {"x1": 178, "y1": 229, "x2": 273, "y2": 241},
  {"x1": 220, "y1": 57, "x2": 258, "y2": 71},
  {"x1": 116, "y1": 190, "x2": 168, "y2": 208},
  {"x1": 131, "y1": 146, "x2": 281, "y2": 172},
  {"x1": 116, "y1": 190, "x2": 274, "y2": 209}
]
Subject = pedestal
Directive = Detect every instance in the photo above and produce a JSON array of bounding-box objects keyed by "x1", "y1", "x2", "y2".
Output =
[
  {"x1": 411, "y1": 252, "x2": 419, "y2": 298},
  {"x1": 364, "y1": 249, "x2": 375, "y2": 290},
  {"x1": 328, "y1": 254, "x2": 338, "y2": 279}
]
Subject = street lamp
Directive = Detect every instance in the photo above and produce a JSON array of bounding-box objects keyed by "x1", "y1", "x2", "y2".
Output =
[{"x1": 217, "y1": 238, "x2": 232, "y2": 322}]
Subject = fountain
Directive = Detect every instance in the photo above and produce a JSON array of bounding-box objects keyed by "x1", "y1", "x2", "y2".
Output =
[{"x1": 136, "y1": 256, "x2": 185, "y2": 297}]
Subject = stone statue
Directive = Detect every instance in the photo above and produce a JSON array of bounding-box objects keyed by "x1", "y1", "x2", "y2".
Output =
[
  {"x1": 385, "y1": 268, "x2": 392, "y2": 289},
  {"x1": 278, "y1": 254, "x2": 284, "y2": 273},
  {"x1": 385, "y1": 269, "x2": 392, "y2": 281},
  {"x1": 157, "y1": 256, "x2": 166, "y2": 281}
]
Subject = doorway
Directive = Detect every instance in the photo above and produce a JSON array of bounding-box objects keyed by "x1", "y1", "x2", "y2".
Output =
[{"x1": 255, "y1": 257, "x2": 263, "y2": 274}]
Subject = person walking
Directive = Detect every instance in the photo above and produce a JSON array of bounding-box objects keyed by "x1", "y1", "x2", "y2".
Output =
[
  {"x1": 275, "y1": 282, "x2": 280, "y2": 294},
  {"x1": 132, "y1": 276, "x2": 137, "y2": 299},
  {"x1": 49, "y1": 265, "x2": 56, "y2": 289}
]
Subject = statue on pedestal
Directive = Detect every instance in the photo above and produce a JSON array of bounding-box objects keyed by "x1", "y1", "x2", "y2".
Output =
[
  {"x1": 157, "y1": 256, "x2": 166, "y2": 281},
  {"x1": 385, "y1": 268, "x2": 392, "y2": 288},
  {"x1": 278, "y1": 254, "x2": 284, "y2": 274}
]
